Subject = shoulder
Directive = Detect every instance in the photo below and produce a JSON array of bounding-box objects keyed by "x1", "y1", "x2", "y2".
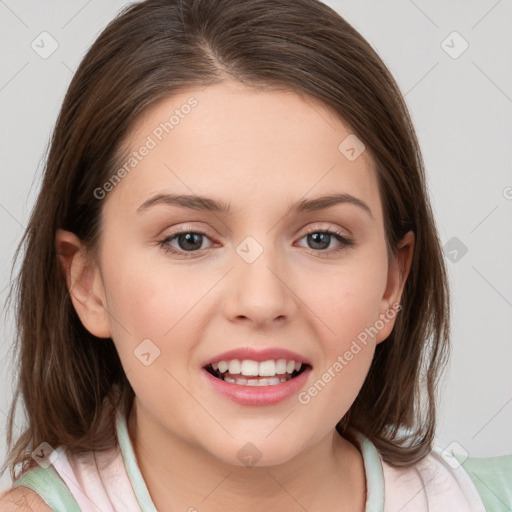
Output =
[
  {"x1": 0, "y1": 487, "x2": 52, "y2": 511},
  {"x1": 380, "y1": 446, "x2": 502, "y2": 511},
  {"x1": 1, "y1": 461, "x2": 82, "y2": 512},
  {"x1": 454, "y1": 451, "x2": 512, "y2": 511}
]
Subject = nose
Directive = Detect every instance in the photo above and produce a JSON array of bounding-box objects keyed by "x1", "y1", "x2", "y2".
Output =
[{"x1": 223, "y1": 240, "x2": 295, "y2": 328}]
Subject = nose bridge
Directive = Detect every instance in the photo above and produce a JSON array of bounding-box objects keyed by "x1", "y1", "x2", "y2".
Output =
[{"x1": 228, "y1": 234, "x2": 293, "y2": 324}]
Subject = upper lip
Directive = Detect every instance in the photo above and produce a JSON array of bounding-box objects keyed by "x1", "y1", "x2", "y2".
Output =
[{"x1": 202, "y1": 347, "x2": 311, "y2": 367}]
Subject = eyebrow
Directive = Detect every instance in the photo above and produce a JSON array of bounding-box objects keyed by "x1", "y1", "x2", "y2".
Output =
[{"x1": 136, "y1": 192, "x2": 373, "y2": 218}]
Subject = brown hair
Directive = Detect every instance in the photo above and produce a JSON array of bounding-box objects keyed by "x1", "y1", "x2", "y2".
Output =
[{"x1": 2, "y1": 0, "x2": 449, "y2": 481}]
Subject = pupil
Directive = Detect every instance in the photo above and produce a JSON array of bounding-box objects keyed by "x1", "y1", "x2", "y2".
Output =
[
  {"x1": 179, "y1": 233, "x2": 202, "y2": 251},
  {"x1": 308, "y1": 232, "x2": 330, "y2": 250}
]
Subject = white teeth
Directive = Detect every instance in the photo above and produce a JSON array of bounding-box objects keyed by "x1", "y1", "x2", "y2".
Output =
[
  {"x1": 228, "y1": 359, "x2": 241, "y2": 374},
  {"x1": 275, "y1": 359, "x2": 287, "y2": 374},
  {"x1": 210, "y1": 358, "x2": 307, "y2": 382},
  {"x1": 240, "y1": 359, "x2": 260, "y2": 376},
  {"x1": 259, "y1": 360, "x2": 276, "y2": 377},
  {"x1": 221, "y1": 374, "x2": 292, "y2": 386}
]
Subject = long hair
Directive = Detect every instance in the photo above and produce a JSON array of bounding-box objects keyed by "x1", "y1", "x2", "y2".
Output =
[{"x1": 2, "y1": 0, "x2": 450, "y2": 481}]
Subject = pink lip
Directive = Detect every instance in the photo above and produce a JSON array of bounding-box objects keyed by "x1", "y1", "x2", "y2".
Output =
[
  {"x1": 201, "y1": 347, "x2": 311, "y2": 367},
  {"x1": 202, "y1": 366, "x2": 312, "y2": 406}
]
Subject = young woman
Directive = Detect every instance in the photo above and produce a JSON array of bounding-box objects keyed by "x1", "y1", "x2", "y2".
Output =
[{"x1": 1, "y1": 0, "x2": 511, "y2": 510}]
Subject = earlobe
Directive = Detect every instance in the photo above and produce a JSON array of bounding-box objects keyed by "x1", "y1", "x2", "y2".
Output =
[
  {"x1": 375, "y1": 230, "x2": 415, "y2": 343},
  {"x1": 55, "y1": 229, "x2": 112, "y2": 339}
]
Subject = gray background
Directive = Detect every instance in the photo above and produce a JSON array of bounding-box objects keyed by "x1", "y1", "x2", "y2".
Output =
[{"x1": 1, "y1": 0, "x2": 511, "y2": 492}]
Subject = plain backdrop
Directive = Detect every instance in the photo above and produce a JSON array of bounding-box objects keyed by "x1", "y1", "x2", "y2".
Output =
[{"x1": 1, "y1": 0, "x2": 511, "y2": 492}]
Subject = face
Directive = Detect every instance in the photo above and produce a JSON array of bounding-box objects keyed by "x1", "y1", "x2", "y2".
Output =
[{"x1": 58, "y1": 79, "x2": 412, "y2": 467}]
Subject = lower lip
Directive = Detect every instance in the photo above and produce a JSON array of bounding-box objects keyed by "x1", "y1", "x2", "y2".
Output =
[{"x1": 202, "y1": 367, "x2": 312, "y2": 406}]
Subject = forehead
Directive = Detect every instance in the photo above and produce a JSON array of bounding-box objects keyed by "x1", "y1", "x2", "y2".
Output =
[{"x1": 103, "y1": 80, "x2": 382, "y2": 221}]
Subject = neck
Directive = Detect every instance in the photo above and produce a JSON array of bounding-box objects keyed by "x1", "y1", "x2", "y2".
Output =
[{"x1": 127, "y1": 402, "x2": 366, "y2": 512}]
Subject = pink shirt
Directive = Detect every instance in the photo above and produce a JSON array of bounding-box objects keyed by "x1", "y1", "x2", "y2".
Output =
[{"x1": 13, "y1": 410, "x2": 491, "y2": 511}]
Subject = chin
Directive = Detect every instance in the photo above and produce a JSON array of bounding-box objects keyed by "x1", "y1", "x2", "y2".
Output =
[{"x1": 203, "y1": 434, "x2": 308, "y2": 469}]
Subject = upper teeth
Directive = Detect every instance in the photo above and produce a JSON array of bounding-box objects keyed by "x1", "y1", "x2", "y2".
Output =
[{"x1": 212, "y1": 359, "x2": 302, "y2": 377}]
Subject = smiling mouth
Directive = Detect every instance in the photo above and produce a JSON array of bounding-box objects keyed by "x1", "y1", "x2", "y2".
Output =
[{"x1": 205, "y1": 359, "x2": 310, "y2": 386}]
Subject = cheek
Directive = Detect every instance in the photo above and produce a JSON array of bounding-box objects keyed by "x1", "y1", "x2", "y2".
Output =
[
  {"x1": 302, "y1": 250, "x2": 389, "y2": 424},
  {"x1": 298, "y1": 253, "x2": 389, "y2": 346},
  {"x1": 103, "y1": 252, "x2": 204, "y2": 336},
  {"x1": 101, "y1": 252, "x2": 218, "y2": 388},
  {"x1": 297, "y1": 278, "x2": 383, "y2": 432}
]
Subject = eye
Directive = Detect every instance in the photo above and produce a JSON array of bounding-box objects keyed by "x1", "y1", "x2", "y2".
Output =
[
  {"x1": 158, "y1": 230, "x2": 215, "y2": 259},
  {"x1": 296, "y1": 227, "x2": 354, "y2": 256},
  {"x1": 158, "y1": 227, "x2": 354, "y2": 259}
]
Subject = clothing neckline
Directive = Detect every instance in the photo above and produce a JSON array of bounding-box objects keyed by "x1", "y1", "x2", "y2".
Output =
[{"x1": 115, "y1": 409, "x2": 385, "y2": 511}]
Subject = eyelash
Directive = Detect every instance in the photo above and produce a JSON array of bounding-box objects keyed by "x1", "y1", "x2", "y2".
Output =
[{"x1": 158, "y1": 226, "x2": 355, "y2": 259}]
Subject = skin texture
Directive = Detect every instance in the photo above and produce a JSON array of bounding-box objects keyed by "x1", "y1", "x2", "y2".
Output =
[
  {"x1": 0, "y1": 487, "x2": 52, "y2": 511},
  {"x1": 56, "y1": 79, "x2": 414, "y2": 511}
]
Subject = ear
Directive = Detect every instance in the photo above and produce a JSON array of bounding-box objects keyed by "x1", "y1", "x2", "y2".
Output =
[
  {"x1": 375, "y1": 230, "x2": 415, "y2": 344},
  {"x1": 55, "y1": 229, "x2": 112, "y2": 339}
]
